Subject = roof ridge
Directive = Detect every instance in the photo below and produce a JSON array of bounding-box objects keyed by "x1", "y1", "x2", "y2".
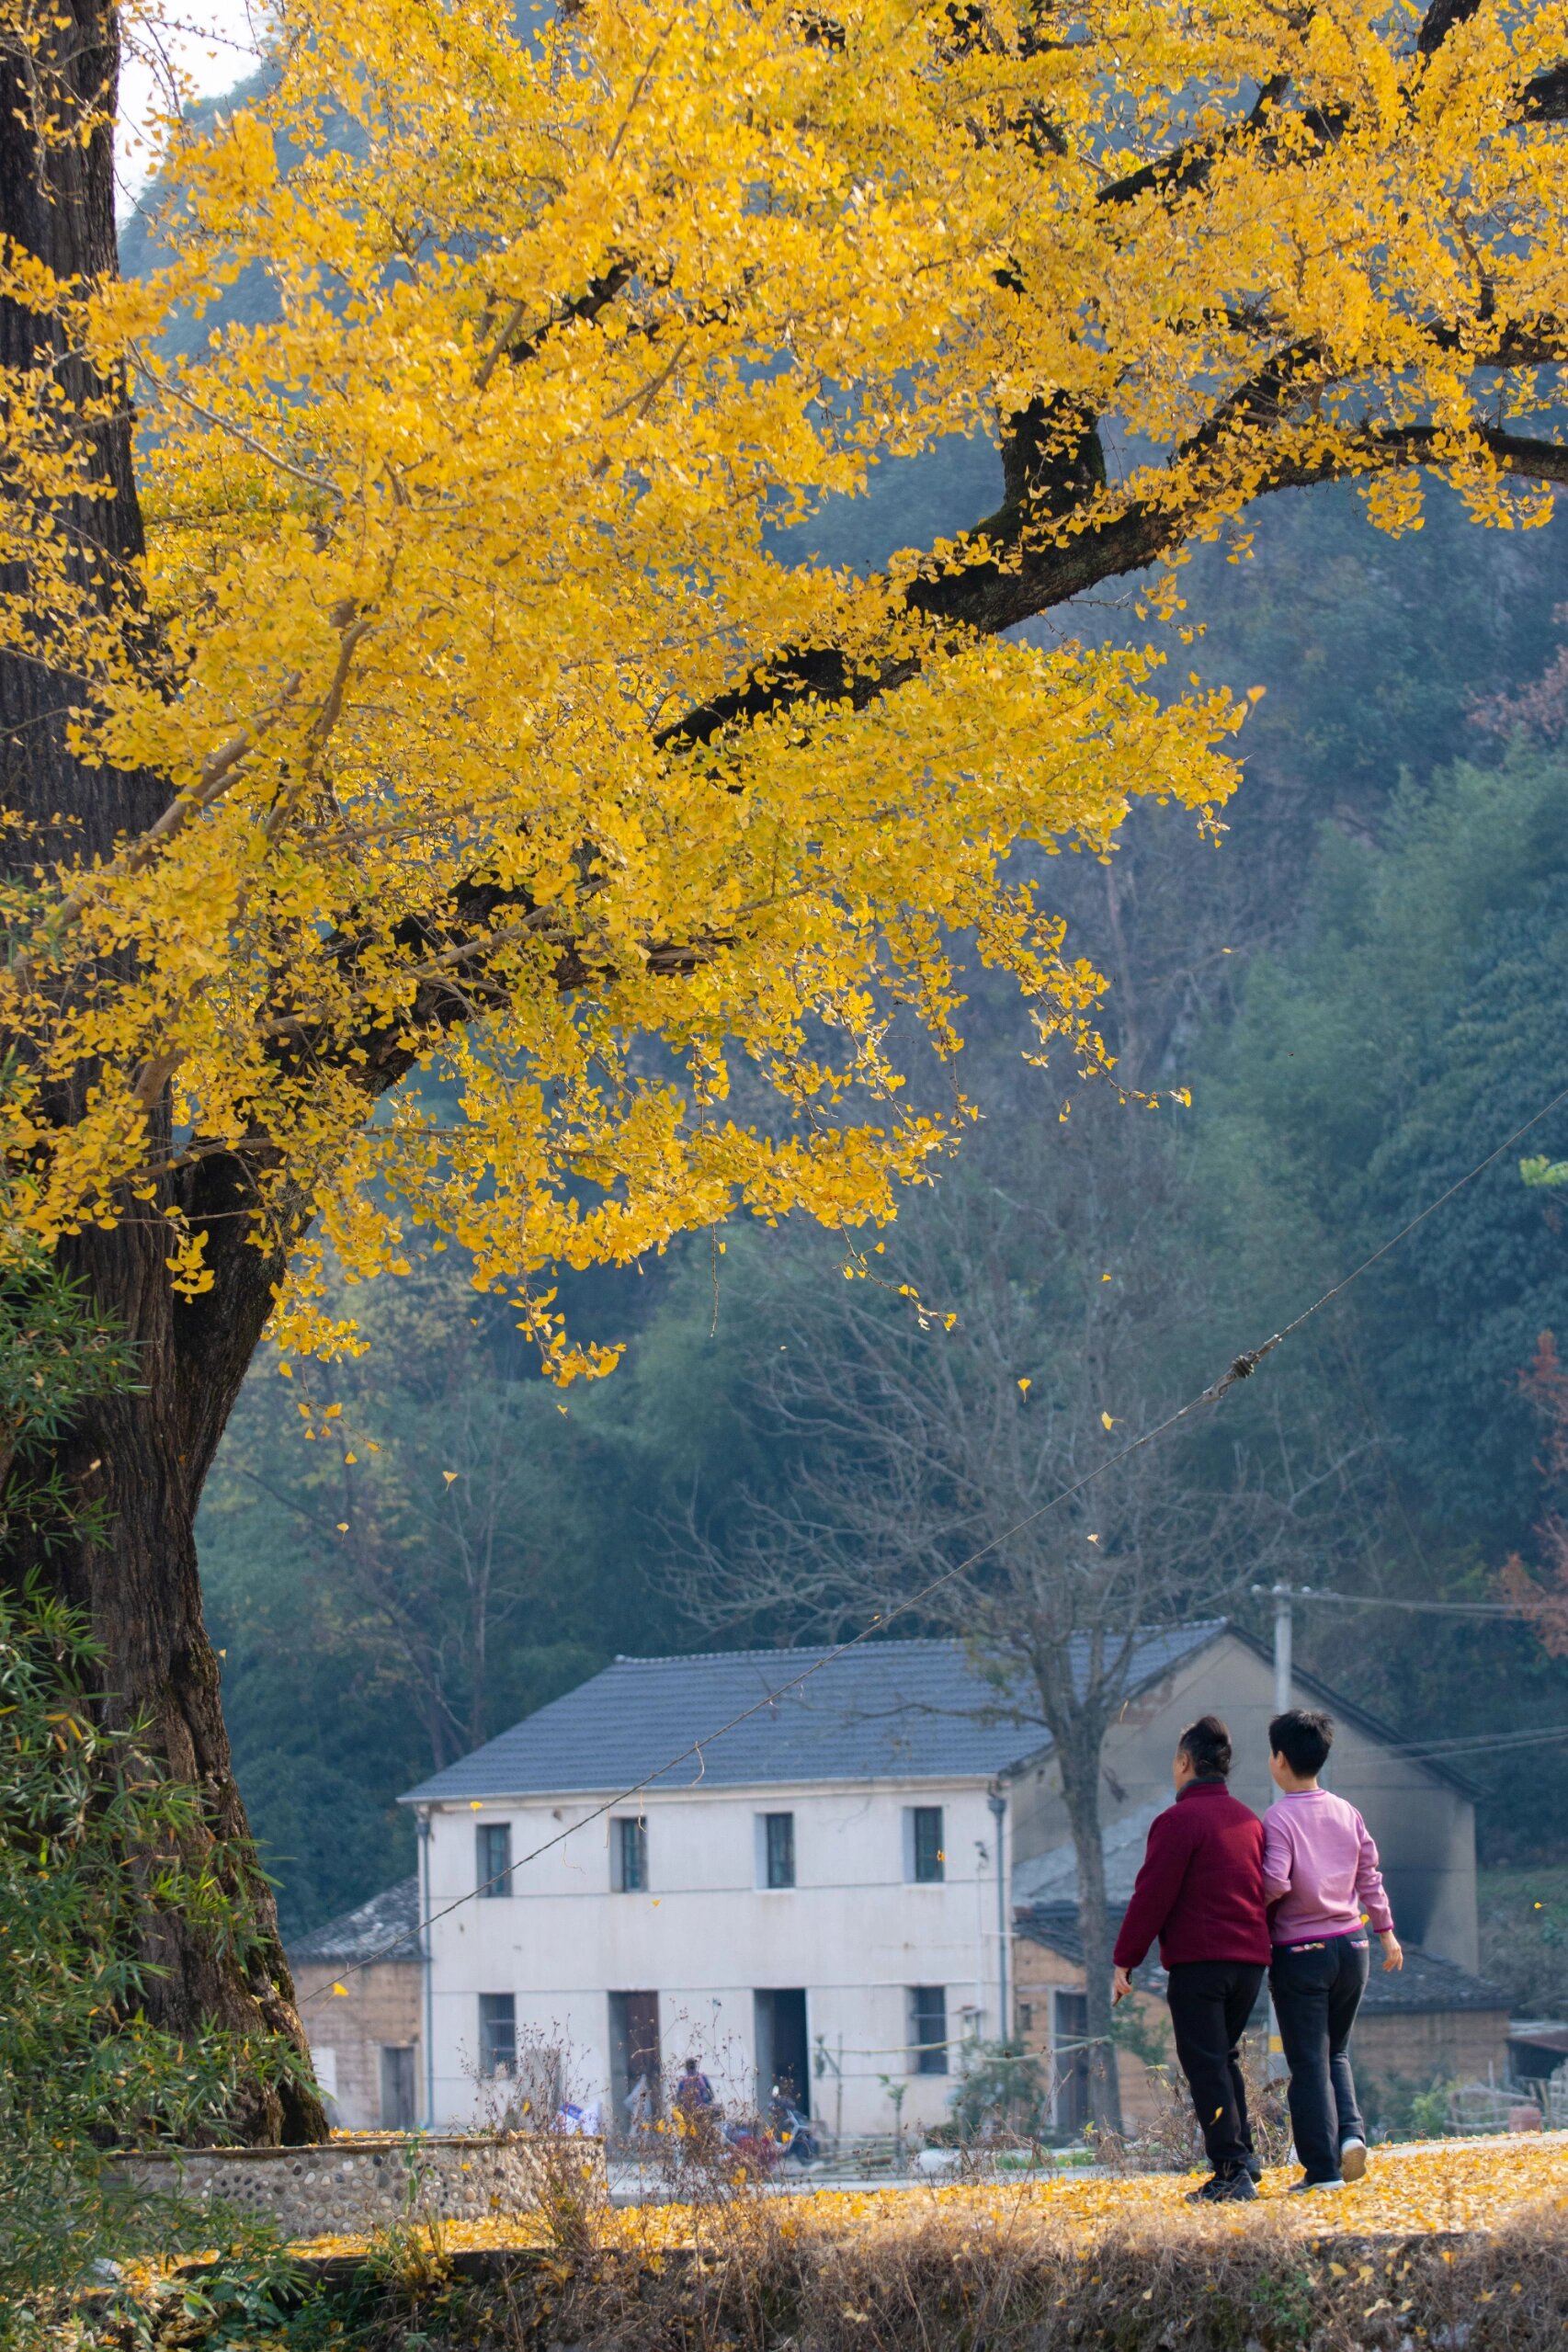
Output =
[
  {"x1": 605, "y1": 1620, "x2": 1229, "y2": 1670},
  {"x1": 608, "y1": 1637, "x2": 965, "y2": 1666}
]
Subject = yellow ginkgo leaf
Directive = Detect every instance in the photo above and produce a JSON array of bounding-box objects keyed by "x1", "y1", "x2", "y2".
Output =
[{"x1": 1101, "y1": 1411, "x2": 1117, "y2": 1430}]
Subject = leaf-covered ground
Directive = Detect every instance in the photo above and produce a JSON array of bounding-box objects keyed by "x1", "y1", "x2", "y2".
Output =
[{"x1": 247, "y1": 2130, "x2": 1568, "y2": 2261}]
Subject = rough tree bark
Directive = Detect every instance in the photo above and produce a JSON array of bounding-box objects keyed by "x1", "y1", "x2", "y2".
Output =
[{"x1": 0, "y1": 0, "x2": 327, "y2": 2142}]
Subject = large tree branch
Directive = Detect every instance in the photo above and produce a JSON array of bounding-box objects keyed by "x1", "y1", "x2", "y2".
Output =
[
  {"x1": 658, "y1": 390, "x2": 1567, "y2": 753},
  {"x1": 1524, "y1": 62, "x2": 1568, "y2": 119},
  {"x1": 229, "y1": 409, "x2": 1563, "y2": 1149}
]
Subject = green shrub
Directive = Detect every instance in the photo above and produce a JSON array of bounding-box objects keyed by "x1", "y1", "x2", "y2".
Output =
[{"x1": 0, "y1": 1574, "x2": 309, "y2": 2324}]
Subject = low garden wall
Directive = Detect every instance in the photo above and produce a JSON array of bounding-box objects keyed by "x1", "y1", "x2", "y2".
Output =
[{"x1": 113, "y1": 2132, "x2": 604, "y2": 2243}]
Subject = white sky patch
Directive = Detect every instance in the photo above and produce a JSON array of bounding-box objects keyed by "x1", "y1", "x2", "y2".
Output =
[{"x1": 118, "y1": 0, "x2": 271, "y2": 213}]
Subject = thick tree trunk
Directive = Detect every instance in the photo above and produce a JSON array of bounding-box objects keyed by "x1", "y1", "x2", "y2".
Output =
[
  {"x1": 0, "y1": 0, "x2": 328, "y2": 2142},
  {"x1": 40, "y1": 1214, "x2": 330, "y2": 2143},
  {"x1": 1057, "y1": 1742, "x2": 1124, "y2": 2138}
]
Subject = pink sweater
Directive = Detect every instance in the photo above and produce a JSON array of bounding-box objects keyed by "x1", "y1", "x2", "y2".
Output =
[{"x1": 1262, "y1": 1788, "x2": 1394, "y2": 1944}]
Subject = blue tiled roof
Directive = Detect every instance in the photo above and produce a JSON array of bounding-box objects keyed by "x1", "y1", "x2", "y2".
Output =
[{"x1": 400, "y1": 1625, "x2": 1225, "y2": 1805}]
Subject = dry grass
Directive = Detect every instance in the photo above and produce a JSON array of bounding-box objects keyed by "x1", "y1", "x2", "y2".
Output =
[
  {"x1": 95, "y1": 2139, "x2": 1568, "y2": 2352},
  {"x1": 460, "y1": 2166, "x2": 1568, "y2": 2352}
]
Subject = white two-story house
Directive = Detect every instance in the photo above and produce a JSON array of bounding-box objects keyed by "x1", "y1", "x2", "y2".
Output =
[{"x1": 402, "y1": 1630, "x2": 1218, "y2": 2137}]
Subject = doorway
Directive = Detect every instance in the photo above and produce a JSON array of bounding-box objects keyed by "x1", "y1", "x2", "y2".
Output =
[
  {"x1": 754, "y1": 1988, "x2": 811, "y2": 2116},
  {"x1": 380, "y1": 2044, "x2": 416, "y2": 2130},
  {"x1": 608, "y1": 1990, "x2": 662, "y2": 2134}
]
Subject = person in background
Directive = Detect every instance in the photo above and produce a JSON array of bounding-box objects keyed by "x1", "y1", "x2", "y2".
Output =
[
  {"x1": 673, "y1": 2052, "x2": 720, "y2": 2165},
  {"x1": 1113, "y1": 1714, "x2": 1271, "y2": 2204},
  {"x1": 675, "y1": 2056, "x2": 714, "y2": 2114},
  {"x1": 1265, "y1": 1708, "x2": 1403, "y2": 2192}
]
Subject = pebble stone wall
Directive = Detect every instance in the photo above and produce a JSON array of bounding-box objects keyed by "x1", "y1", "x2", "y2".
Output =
[{"x1": 113, "y1": 2134, "x2": 605, "y2": 2244}]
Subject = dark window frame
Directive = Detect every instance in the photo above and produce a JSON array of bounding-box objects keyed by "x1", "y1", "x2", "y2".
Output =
[
  {"x1": 613, "y1": 1814, "x2": 649, "y2": 1892},
  {"x1": 764, "y1": 1811, "x2": 796, "y2": 1890},
  {"x1": 909, "y1": 1984, "x2": 948, "y2": 2075},
  {"x1": 911, "y1": 1805, "x2": 945, "y2": 1884},
  {"x1": 478, "y1": 1992, "x2": 517, "y2": 2078},
  {"x1": 476, "y1": 1820, "x2": 512, "y2": 1898}
]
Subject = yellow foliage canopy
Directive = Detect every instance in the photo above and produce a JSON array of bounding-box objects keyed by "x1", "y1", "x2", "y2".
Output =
[{"x1": 1, "y1": 0, "x2": 1563, "y2": 1366}]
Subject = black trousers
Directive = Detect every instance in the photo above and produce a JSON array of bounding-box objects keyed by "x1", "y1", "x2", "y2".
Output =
[
  {"x1": 1269, "y1": 1934, "x2": 1370, "y2": 2184},
  {"x1": 1165, "y1": 1960, "x2": 1267, "y2": 2174}
]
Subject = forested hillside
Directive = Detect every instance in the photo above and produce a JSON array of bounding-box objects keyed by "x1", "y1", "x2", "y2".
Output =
[{"x1": 131, "y1": 144, "x2": 1568, "y2": 1932}]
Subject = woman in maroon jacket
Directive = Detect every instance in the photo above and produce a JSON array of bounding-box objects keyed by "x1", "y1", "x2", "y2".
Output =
[{"x1": 1112, "y1": 1715, "x2": 1271, "y2": 2203}]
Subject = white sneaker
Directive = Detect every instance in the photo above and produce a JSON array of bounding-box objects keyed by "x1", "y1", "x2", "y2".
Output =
[
  {"x1": 1340, "y1": 2138, "x2": 1367, "y2": 2183},
  {"x1": 1288, "y1": 2175, "x2": 1346, "y2": 2194}
]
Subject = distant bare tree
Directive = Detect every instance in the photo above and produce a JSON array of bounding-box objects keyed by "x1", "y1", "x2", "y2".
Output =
[
  {"x1": 219, "y1": 1268, "x2": 580, "y2": 1771},
  {"x1": 673, "y1": 1112, "x2": 1352, "y2": 2132}
]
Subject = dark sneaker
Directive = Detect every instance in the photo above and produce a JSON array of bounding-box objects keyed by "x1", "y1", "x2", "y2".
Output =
[
  {"x1": 1339, "y1": 2138, "x2": 1367, "y2": 2183},
  {"x1": 1186, "y1": 2169, "x2": 1258, "y2": 2204},
  {"x1": 1288, "y1": 2176, "x2": 1346, "y2": 2194},
  {"x1": 1241, "y1": 2152, "x2": 1264, "y2": 2181}
]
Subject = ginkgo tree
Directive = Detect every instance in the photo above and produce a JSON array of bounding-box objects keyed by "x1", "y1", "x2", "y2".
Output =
[{"x1": 0, "y1": 0, "x2": 1563, "y2": 2141}]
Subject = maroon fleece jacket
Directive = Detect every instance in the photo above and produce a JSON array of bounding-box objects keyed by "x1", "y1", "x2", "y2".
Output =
[{"x1": 1112, "y1": 1778, "x2": 1271, "y2": 1971}]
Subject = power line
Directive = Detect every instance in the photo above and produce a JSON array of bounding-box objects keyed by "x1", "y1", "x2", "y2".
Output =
[
  {"x1": 1294, "y1": 1589, "x2": 1546, "y2": 1619},
  {"x1": 1379, "y1": 1722, "x2": 1568, "y2": 1761},
  {"x1": 300, "y1": 1074, "x2": 1568, "y2": 2011}
]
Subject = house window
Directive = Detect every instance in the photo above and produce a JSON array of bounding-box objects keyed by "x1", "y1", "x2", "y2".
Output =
[
  {"x1": 476, "y1": 1821, "x2": 512, "y2": 1897},
  {"x1": 764, "y1": 1812, "x2": 796, "y2": 1889},
  {"x1": 478, "y1": 1992, "x2": 517, "y2": 2078},
  {"x1": 906, "y1": 1805, "x2": 945, "y2": 1883},
  {"x1": 909, "y1": 1985, "x2": 948, "y2": 2074},
  {"x1": 612, "y1": 1814, "x2": 649, "y2": 1892}
]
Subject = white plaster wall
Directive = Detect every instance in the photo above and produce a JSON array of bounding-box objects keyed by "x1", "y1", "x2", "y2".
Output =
[{"x1": 423, "y1": 1779, "x2": 1006, "y2": 2136}]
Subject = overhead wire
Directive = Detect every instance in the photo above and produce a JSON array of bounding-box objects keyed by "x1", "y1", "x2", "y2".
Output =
[
  {"x1": 1292, "y1": 1589, "x2": 1553, "y2": 1617},
  {"x1": 298, "y1": 1074, "x2": 1568, "y2": 2010}
]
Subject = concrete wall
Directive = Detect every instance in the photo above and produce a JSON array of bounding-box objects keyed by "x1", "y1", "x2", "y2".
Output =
[
  {"x1": 291, "y1": 1958, "x2": 421, "y2": 2131},
  {"x1": 422, "y1": 1779, "x2": 1008, "y2": 2137},
  {"x1": 1007, "y1": 1634, "x2": 1478, "y2": 1968}
]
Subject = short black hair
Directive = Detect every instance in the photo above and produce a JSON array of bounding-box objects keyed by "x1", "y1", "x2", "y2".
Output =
[
  {"x1": 1178, "y1": 1714, "x2": 1233, "y2": 1779},
  {"x1": 1270, "y1": 1708, "x2": 1333, "y2": 1778}
]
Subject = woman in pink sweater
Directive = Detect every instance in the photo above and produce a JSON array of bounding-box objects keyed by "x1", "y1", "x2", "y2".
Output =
[{"x1": 1264, "y1": 1709, "x2": 1403, "y2": 2191}]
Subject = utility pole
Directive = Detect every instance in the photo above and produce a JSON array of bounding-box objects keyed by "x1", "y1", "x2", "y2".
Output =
[
  {"x1": 987, "y1": 1782, "x2": 1010, "y2": 2043},
  {"x1": 1251, "y1": 1581, "x2": 1312, "y2": 1714},
  {"x1": 1273, "y1": 1581, "x2": 1292, "y2": 1714},
  {"x1": 417, "y1": 1810, "x2": 436, "y2": 2129}
]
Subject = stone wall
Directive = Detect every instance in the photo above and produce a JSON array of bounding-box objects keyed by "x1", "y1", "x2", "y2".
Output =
[{"x1": 113, "y1": 2134, "x2": 606, "y2": 2244}]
